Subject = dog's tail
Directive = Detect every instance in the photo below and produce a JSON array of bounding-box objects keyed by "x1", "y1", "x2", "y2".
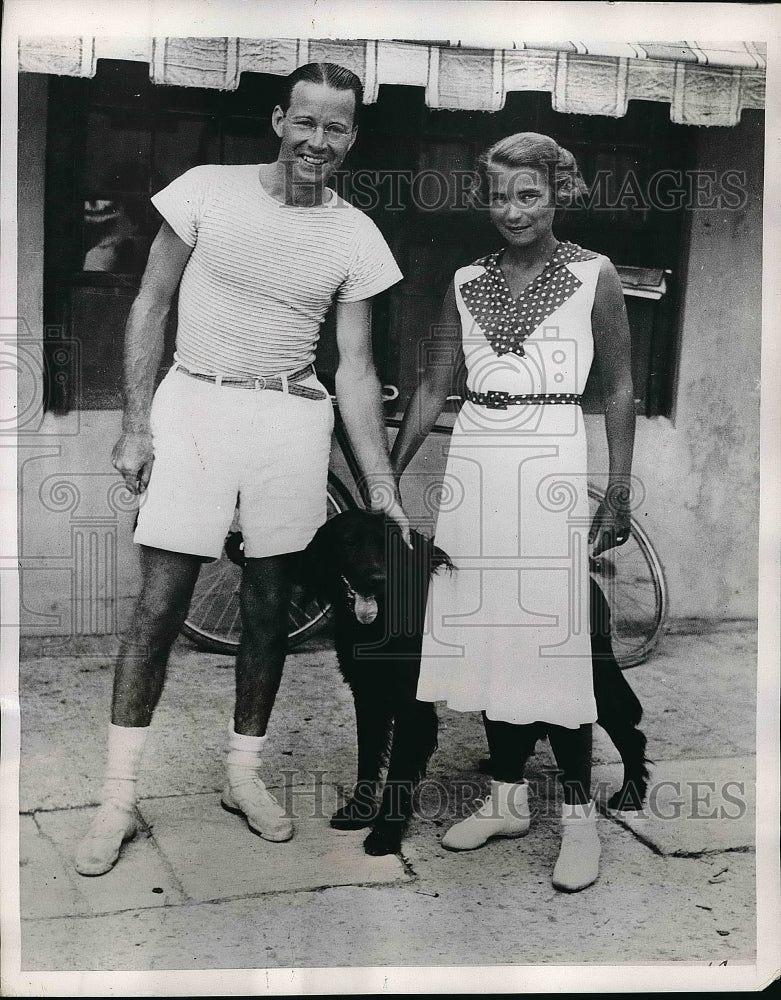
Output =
[
  {"x1": 590, "y1": 576, "x2": 645, "y2": 729},
  {"x1": 418, "y1": 532, "x2": 454, "y2": 576}
]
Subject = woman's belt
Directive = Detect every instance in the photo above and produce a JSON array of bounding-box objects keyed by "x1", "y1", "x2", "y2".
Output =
[
  {"x1": 465, "y1": 389, "x2": 583, "y2": 409},
  {"x1": 172, "y1": 361, "x2": 327, "y2": 400}
]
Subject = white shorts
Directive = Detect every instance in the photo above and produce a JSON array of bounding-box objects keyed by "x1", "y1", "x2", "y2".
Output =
[{"x1": 134, "y1": 368, "x2": 334, "y2": 558}]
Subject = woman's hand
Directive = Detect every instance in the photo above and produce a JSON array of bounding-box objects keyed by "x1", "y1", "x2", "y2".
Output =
[
  {"x1": 589, "y1": 497, "x2": 631, "y2": 556},
  {"x1": 591, "y1": 259, "x2": 636, "y2": 558}
]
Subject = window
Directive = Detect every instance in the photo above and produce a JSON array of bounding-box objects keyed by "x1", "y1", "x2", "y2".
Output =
[
  {"x1": 44, "y1": 63, "x2": 284, "y2": 411},
  {"x1": 44, "y1": 62, "x2": 691, "y2": 415},
  {"x1": 353, "y1": 86, "x2": 693, "y2": 416}
]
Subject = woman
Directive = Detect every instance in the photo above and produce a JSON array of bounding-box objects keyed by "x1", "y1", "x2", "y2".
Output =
[{"x1": 391, "y1": 133, "x2": 635, "y2": 892}]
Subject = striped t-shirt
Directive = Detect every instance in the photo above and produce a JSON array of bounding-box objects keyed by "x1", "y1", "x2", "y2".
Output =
[{"x1": 151, "y1": 164, "x2": 403, "y2": 376}]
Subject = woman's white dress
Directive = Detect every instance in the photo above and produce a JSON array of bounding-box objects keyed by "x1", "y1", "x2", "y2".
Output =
[{"x1": 416, "y1": 242, "x2": 604, "y2": 728}]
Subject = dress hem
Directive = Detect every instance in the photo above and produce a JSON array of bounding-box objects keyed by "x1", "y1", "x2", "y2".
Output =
[{"x1": 418, "y1": 696, "x2": 598, "y2": 729}]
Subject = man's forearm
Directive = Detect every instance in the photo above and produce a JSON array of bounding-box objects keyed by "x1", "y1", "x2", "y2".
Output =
[
  {"x1": 121, "y1": 292, "x2": 171, "y2": 434},
  {"x1": 335, "y1": 364, "x2": 398, "y2": 504}
]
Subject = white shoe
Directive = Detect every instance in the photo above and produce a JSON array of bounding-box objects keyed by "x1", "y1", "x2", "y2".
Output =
[
  {"x1": 442, "y1": 780, "x2": 531, "y2": 851},
  {"x1": 552, "y1": 801, "x2": 601, "y2": 892},
  {"x1": 75, "y1": 800, "x2": 146, "y2": 876},
  {"x1": 221, "y1": 778, "x2": 293, "y2": 842}
]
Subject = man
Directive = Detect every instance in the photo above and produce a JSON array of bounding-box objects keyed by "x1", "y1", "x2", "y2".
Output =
[{"x1": 75, "y1": 62, "x2": 408, "y2": 876}]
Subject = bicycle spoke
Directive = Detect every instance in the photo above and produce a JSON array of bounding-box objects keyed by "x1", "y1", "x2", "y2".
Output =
[
  {"x1": 190, "y1": 566, "x2": 240, "y2": 632},
  {"x1": 224, "y1": 600, "x2": 242, "y2": 642},
  {"x1": 210, "y1": 591, "x2": 241, "y2": 634},
  {"x1": 190, "y1": 585, "x2": 234, "y2": 625},
  {"x1": 190, "y1": 580, "x2": 234, "y2": 626},
  {"x1": 288, "y1": 601, "x2": 311, "y2": 628}
]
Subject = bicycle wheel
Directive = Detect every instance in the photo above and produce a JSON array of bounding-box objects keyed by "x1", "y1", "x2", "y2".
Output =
[
  {"x1": 180, "y1": 473, "x2": 356, "y2": 655},
  {"x1": 587, "y1": 486, "x2": 668, "y2": 669}
]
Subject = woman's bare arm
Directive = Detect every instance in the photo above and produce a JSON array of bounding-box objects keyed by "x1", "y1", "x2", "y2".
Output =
[{"x1": 589, "y1": 259, "x2": 636, "y2": 556}]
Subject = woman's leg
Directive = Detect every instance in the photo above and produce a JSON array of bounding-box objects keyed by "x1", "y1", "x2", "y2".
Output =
[
  {"x1": 547, "y1": 724, "x2": 601, "y2": 892},
  {"x1": 441, "y1": 715, "x2": 540, "y2": 851},
  {"x1": 483, "y1": 714, "x2": 544, "y2": 782},
  {"x1": 547, "y1": 723, "x2": 592, "y2": 804}
]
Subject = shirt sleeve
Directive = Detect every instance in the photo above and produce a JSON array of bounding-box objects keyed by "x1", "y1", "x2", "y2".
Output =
[
  {"x1": 150, "y1": 165, "x2": 218, "y2": 248},
  {"x1": 336, "y1": 213, "x2": 403, "y2": 302}
]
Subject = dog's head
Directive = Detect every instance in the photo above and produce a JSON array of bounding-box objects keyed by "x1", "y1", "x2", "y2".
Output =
[{"x1": 302, "y1": 509, "x2": 453, "y2": 626}]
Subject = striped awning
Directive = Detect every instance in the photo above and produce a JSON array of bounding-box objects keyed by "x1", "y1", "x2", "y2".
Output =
[{"x1": 18, "y1": 35, "x2": 766, "y2": 127}]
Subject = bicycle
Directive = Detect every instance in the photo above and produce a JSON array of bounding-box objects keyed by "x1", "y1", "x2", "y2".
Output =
[{"x1": 181, "y1": 387, "x2": 667, "y2": 668}]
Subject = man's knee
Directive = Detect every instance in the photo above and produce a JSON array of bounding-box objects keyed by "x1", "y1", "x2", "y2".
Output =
[
  {"x1": 128, "y1": 595, "x2": 187, "y2": 651},
  {"x1": 240, "y1": 557, "x2": 292, "y2": 633},
  {"x1": 131, "y1": 549, "x2": 201, "y2": 645},
  {"x1": 239, "y1": 582, "x2": 289, "y2": 632}
]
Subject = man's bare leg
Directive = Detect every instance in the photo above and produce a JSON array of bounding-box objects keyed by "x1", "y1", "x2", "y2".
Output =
[
  {"x1": 112, "y1": 546, "x2": 203, "y2": 724},
  {"x1": 221, "y1": 554, "x2": 295, "y2": 842},
  {"x1": 75, "y1": 546, "x2": 202, "y2": 875},
  {"x1": 234, "y1": 554, "x2": 293, "y2": 735}
]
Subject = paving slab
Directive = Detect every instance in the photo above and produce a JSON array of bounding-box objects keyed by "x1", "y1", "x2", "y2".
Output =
[
  {"x1": 140, "y1": 791, "x2": 408, "y2": 902},
  {"x1": 34, "y1": 807, "x2": 187, "y2": 915},
  {"x1": 20, "y1": 835, "x2": 757, "y2": 971},
  {"x1": 19, "y1": 815, "x2": 86, "y2": 921},
  {"x1": 593, "y1": 756, "x2": 755, "y2": 855},
  {"x1": 19, "y1": 640, "x2": 356, "y2": 813},
  {"x1": 616, "y1": 630, "x2": 757, "y2": 760},
  {"x1": 14, "y1": 626, "x2": 763, "y2": 977}
]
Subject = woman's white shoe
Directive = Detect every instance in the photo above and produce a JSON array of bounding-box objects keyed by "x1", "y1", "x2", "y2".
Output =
[
  {"x1": 441, "y1": 780, "x2": 531, "y2": 851},
  {"x1": 551, "y1": 801, "x2": 601, "y2": 892}
]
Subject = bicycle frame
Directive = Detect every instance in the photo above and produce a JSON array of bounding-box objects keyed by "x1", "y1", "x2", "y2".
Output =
[{"x1": 330, "y1": 386, "x2": 452, "y2": 509}]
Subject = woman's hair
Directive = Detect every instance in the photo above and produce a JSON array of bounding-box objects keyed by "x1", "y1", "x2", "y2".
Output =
[
  {"x1": 472, "y1": 132, "x2": 588, "y2": 209},
  {"x1": 278, "y1": 62, "x2": 364, "y2": 126}
]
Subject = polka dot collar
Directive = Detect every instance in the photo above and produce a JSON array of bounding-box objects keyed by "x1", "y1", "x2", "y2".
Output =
[{"x1": 459, "y1": 241, "x2": 599, "y2": 358}]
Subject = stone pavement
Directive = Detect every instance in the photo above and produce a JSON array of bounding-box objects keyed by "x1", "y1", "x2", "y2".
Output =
[{"x1": 8, "y1": 621, "x2": 773, "y2": 990}]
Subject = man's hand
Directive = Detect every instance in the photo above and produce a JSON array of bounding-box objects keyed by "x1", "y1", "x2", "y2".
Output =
[
  {"x1": 589, "y1": 498, "x2": 631, "y2": 557},
  {"x1": 367, "y1": 480, "x2": 412, "y2": 548},
  {"x1": 383, "y1": 495, "x2": 412, "y2": 549},
  {"x1": 112, "y1": 431, "x2": 154, "y2": 495}
]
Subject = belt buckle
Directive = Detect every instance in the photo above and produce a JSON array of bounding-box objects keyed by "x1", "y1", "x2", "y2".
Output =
[
  {"x1": 485, "y1": 390, "x2": 509, "y2": 410},
  {"x1": 253, "y1": 376, "x2": 267, "y2": 391}
]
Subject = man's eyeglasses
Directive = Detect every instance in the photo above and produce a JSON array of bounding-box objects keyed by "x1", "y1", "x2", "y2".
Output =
[{"x1": 285, "y1": 118, "x2": 354, "y2": 142}]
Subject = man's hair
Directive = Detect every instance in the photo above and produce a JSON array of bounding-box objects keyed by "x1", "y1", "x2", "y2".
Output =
[{"x1": 278, "y1": 62, "x2": 364, "y2": 127}]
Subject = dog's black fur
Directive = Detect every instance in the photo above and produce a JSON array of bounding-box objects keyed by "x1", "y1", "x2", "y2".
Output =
[
  {"x1": 302, "y1": 510, "x2": 452, "y2": 856},
  {"x1": 303, "y1": 509, "x2": 650, "y2": 856},
  {"x1": 588, "y1": 576, "x2": 651, "y2": 811}
]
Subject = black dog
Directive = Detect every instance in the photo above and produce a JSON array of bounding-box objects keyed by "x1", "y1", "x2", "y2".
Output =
[
  {"x1": 588, "y1": 575, "x2": 651, "y2": 811},
  {"x1": 302, "y1": 510, "x2": 452, "y2": 856},
  {"x1": 304, "y1": 510, "x2": 650, "y2": 856}
]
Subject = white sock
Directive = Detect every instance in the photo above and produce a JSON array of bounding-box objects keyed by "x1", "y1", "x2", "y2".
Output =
[
  {"x1": 100, "y1": 723, "x2": 149, "y2": 810},
  {"x1": 226, "y1": 721, "x2": 268, "y2": 791}
]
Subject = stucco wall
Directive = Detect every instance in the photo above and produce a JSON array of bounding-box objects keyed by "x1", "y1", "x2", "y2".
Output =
[
  {"x1": 17, "y1": 76, "x2": 762, "y2": 634},
  {"x1": 585, "y1": 113, "x2": 763, "y2": 620}
]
